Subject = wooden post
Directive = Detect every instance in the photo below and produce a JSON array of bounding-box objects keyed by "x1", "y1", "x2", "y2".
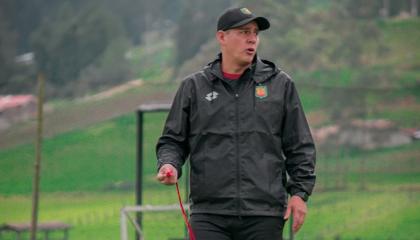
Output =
[{"x1": 30, "y1": 73, "x2": 45, "y2": 240}]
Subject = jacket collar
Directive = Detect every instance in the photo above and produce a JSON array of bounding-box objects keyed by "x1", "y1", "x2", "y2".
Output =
[{"x1": 204, "y1": 53, "x2": 279, "y2": 83}]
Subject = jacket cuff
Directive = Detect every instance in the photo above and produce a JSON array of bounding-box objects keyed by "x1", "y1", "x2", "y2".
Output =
[{"x1": 292, "y1": 191, "x2": 309, "y2": 202}]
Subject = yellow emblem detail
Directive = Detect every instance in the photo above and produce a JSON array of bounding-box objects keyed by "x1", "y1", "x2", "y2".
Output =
[{"x1": 240, "y1": 8, "x2": 252, "y2": 15}]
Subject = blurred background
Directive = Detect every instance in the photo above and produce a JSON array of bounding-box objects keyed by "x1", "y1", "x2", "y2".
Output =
[{"x1": 0, "y1": 0, "x2": 419, "y2": 239}]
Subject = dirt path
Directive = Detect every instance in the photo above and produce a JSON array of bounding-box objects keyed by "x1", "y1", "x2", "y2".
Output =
[{"x1": 0, "y1": 83, "x2": 176, "y2": 150}]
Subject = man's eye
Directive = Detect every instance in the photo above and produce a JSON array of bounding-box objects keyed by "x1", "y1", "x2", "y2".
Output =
[
  {"x1": 238, "y1": 29, "x2": 258, "y2": 36},
  {"x1": 240, "y1": 30, "x2": 250, "y2": 35}
]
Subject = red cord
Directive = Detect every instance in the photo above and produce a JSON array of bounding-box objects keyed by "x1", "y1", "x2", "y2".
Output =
[
  {"x1": 167, "y1": 171, "x2": 196, "y2": 240},
  {"x1": 176, "y1": 182, "x2": 196, "y2": 240}
]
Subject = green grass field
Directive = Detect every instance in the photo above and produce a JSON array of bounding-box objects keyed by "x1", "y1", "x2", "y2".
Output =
[
  {"x1": 1, "y1": 190, "x2": 418, "y2": 239},
  {"x1": 1, "y1": 112, "x2": 419, "y2": 239}
]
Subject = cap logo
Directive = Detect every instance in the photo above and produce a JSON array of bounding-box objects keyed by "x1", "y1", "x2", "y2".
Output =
[{"x1": 240, "y1": 8, "x2": 252, "y2": 15}]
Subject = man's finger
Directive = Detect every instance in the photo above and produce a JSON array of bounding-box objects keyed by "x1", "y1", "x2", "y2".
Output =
[
  {"x1": 157, "y1": 175, "x2": 172, "y2": 184},
  {"x1": 292, "y1": 208, "x2": 305, "y2": 233},
  {"x1": 293, "y1": 220, "x2": 304, "y2": 233},
  {"x1": 293, "y1": 223, "x2": 300, "y2": 234},
  {"x1": 156, "y1": 170, "x2": 171, "y2": 183},
  {"x1": 283, "y1": 206, "x2": 291, "y2": 220},
  {"x1": 156, "y1": 172, "x2": 165, "y2": 182}
]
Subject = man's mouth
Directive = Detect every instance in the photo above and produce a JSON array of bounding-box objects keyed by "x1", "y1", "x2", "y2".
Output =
[{"x1": 245, "y1": 48, "x2": 255, "y2": 55}]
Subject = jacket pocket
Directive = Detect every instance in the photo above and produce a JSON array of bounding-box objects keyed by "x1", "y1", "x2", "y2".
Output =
[{"x1": 190, "y1": 132, "x2": 236, "y2": 203}]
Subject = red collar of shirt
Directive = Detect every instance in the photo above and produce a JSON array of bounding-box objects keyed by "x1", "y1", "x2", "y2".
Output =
[{"x1": 223, "y1": 71, "x2": 241, "y2": 80}]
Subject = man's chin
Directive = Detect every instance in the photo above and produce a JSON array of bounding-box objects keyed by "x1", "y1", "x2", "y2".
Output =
[{"x1": 239, "y1": 58, "x2": 253, "y2": 67}]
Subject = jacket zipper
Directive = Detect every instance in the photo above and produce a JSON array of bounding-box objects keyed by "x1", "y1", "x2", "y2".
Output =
[{"x1": 234, "y1": 92, "x2": 241, "y2": 216}]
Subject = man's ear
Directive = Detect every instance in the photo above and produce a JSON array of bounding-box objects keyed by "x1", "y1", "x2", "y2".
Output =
[{"x1": 216, "y1": 31, "x2": 225, "y2": 44}]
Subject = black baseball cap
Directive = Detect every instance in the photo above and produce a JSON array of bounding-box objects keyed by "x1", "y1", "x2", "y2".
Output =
[{"x1": 217, "y1": 7, "x2": 270, "y2": 31}]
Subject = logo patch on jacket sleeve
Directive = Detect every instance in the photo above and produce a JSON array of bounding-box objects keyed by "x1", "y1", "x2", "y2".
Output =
[{"x1": 255, "y1": 85, "x2": 268, "y2": 99}]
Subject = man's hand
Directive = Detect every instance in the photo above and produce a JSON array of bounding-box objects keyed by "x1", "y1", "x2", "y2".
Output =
[
  {"x1": 156, "y1": 164, "x2": 178, "y2": 185},
  {"x1": 284, "y1": 195, "x2": 307, "y2": 234}
]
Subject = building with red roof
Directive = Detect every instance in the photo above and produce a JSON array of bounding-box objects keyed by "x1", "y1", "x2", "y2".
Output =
[{"x1": 0, "y1": 95, "x2": 37, "y2": 130}]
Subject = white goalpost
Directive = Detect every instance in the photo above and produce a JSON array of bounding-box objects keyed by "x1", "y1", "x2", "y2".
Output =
[{"x1": 120, "y1": 204, "x2": 190, "y2": 240}]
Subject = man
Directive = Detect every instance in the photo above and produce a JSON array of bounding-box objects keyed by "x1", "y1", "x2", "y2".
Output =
[{"x1": 156, "y1": 7, "x2": 316, "y2": 240}]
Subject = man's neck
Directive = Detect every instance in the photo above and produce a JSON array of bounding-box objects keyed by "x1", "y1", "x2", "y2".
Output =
[{"x1": 221, "y1": 56, "x2": 251, "y2": 75}]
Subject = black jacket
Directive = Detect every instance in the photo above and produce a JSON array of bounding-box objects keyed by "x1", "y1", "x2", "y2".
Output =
[{"x1": 157, "y1": 55, "x2": 316, "y2": 217}]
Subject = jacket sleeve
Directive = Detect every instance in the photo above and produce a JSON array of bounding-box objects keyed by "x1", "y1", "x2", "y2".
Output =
[
  {"x1": 281, "y1": 79, "x2": 316, "y2": 199},
  {"x1": 156, "y1": 80, "x2": 191, "y2": 178}
]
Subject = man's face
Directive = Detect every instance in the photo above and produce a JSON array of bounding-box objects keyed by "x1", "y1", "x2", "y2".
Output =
[{"x1": 219, "y1": 21, "x2": 260, "y2": 67}]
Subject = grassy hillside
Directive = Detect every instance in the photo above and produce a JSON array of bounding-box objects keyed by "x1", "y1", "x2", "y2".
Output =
[
  {"x1": 2, "y1": 111, "x2": 418, "y2": 195},
  {"x1": 0, "y1": 82, "x2": 178, "y2": 150},
  {"x1": 2, "y1": 18, "x2": 418, "y2": 149},
  {"x1": 293, "y1": 19, "x2": 420, "y2": 128},
  {"x1": 378, "y1": 18, "x2": 420, "y2": 68},
  {"x1": 0, "y1": 113, "x2": 165, "y2": 194}
]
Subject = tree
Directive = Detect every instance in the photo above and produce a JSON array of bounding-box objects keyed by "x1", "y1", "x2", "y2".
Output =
[
  {"x1": 0, "y1": 10, "x2": 17, "y2": 93},
  {"x1": 106, "y1": 0, "x2": 183, "y2": 45},
  {"x1": 31, "y1": 2, "x2": 130, "y2": 97},
  {"x1": 0, "y1": 0, "x2": 62, "y2": 53},
  {"x1": 411, "y1": 0, "x2": 418, "y2": 16},
  {"x1": 387, "y1": 0, "x2": 420, "y2": 16},
  {"x1": 380, "y1": 0, "x2": 390, "y2": 17},
  {"x1": 174, "y1": 0, "x2": 231, "y2": 68},
  {"x1": 345, "y1": 0, "x2": 383, "y2": 19}
]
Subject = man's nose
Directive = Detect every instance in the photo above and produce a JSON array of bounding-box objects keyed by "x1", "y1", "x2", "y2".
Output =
[{"x1": 247, "y1": 34, "x2": 257, "y2": 44}]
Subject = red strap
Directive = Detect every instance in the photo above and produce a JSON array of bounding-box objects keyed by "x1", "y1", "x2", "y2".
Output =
[
  {"x1": 176, "y1": 182, "x2": 196, "y2": 240},
  {"x1": 166, "y1": 171, "x2": 196, "y2": 240}
]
